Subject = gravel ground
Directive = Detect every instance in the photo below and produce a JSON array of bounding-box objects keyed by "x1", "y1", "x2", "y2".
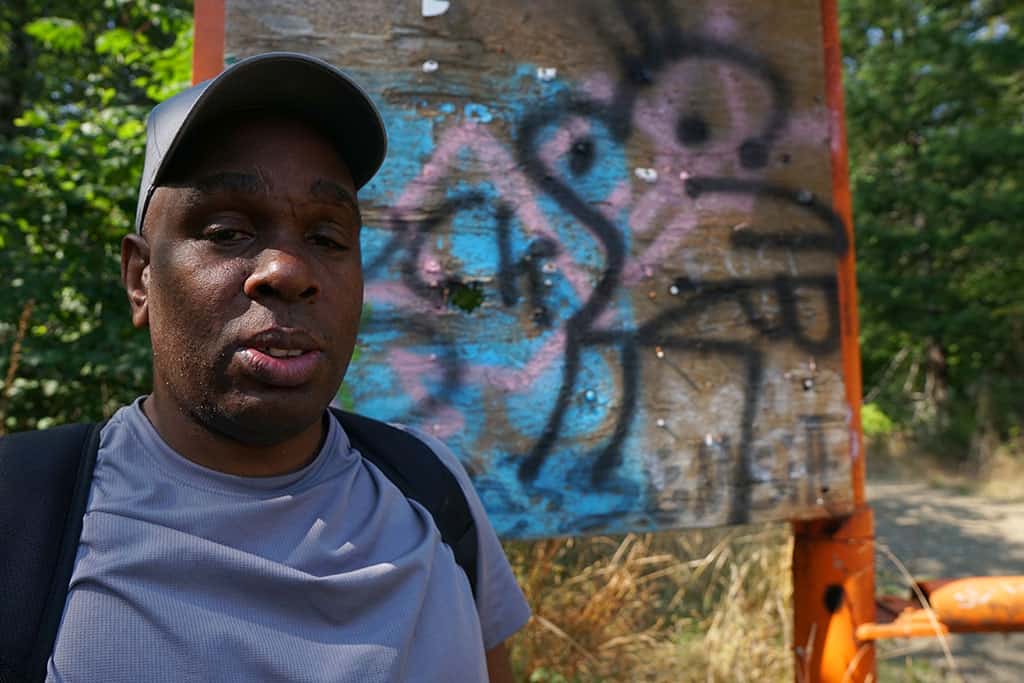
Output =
[{"x1": 868, "y1": 480, "x2": 1024, "y2": 682}]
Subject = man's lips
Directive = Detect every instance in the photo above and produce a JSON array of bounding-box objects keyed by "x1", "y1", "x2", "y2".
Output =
[
  {"x1": 236, "y1": 328, "x2": 324, "y2": 387},
  {"x1": 242, "y1": 328, "x2": 321, "y2": 352},
  {"x1": 237, "y1": 347, "x2": 323, "y2": 387}
]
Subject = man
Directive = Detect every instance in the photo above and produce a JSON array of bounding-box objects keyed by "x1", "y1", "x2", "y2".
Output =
[{"x1": 44, "y1": 52, "x2": 530, "y2": 681}]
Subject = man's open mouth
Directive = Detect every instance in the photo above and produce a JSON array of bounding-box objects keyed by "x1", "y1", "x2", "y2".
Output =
[{"x1": 259, "y1": 347, "x2": 305, "y2": 359}]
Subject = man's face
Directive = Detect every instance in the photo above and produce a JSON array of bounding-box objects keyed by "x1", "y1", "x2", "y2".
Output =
[{"x1": 128, "y1": 116, "x2": 364, "y2": 445}]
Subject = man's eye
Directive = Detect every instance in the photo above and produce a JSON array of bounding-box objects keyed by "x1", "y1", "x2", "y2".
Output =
[
  {"x1": 204, "y1": 227, "x2": 250, "y2": 244},
  {"x1": 309, "y1": 231, "x2": 349, "y2": 251}
]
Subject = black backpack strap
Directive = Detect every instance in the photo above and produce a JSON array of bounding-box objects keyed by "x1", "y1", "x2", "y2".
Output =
[
  {"x1": 0, "y1": 421, "x2": 103, "y2": 683},
  {"x1": 330, "y1": 409, "x2": 479, "y2": 600}
]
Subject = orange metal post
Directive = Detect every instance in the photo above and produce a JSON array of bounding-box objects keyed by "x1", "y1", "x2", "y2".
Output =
[
  {"x1": 820, "y1": 0, "x2": 863, "y2": 507},
  {"x1": 791, "y1": 1, "x2": 877, "y2": 680},
  {"x1": 193, "y1": 0, "x2": 226, "y2": 84},
  {"x1": 793, "y1": 510, "x2": 876, "y2": 681}
]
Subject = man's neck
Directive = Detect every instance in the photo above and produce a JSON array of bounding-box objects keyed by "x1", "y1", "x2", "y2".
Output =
[{"x1": 140, "y1": 395, "x2": 326, "y2": 477}]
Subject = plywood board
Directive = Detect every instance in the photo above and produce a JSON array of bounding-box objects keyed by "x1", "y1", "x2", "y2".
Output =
[{"x1": 224, "y1": 0, "x2": 856, "y2": 537}]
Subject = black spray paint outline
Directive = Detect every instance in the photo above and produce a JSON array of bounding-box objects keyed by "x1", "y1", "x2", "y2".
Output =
[{"x1": 361, "y1": 0, "x2": 850, "y2": 525}]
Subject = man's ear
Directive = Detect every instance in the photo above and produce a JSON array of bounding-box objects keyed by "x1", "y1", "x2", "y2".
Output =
[{"x1": 121, "y1": 233, "x2": 151, "y2": 329}]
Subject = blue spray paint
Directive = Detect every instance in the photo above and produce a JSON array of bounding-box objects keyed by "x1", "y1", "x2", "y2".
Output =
[{"x1": 344, "y1": 66, "x2": 652, "y2": 537}]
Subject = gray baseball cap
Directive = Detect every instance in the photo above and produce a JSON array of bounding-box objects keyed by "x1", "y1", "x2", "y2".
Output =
[{"x1": 135, "y1": 51, "x2": 387, "y2": 232}]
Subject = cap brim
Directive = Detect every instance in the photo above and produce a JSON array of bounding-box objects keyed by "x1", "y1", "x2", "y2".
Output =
[{"x1": 137, "y1": 52, "x2": 387, "y2": 231}]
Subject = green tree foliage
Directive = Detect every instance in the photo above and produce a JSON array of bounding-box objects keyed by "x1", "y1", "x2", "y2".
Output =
[
  {"x1": 0, "y1": 1, "x2": 192, "y2": 432},
  {"x1": 841, "y1": 1, "x2": 1024, "y2": 455}
]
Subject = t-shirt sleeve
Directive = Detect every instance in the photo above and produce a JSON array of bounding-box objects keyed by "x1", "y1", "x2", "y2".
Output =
[{"x1": 399, "y1": 426, "x2": 532, "y2": 650}]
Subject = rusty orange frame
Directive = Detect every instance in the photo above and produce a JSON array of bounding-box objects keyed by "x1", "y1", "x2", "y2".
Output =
[
  {"x1": 803, "y1": 8, "x2": 1024, "y2": 680},
  {"x1": 789, "y1": 1, "x2": 878, "y2": 682}
]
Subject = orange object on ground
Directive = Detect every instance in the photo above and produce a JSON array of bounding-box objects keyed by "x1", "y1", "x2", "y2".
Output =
[
  {"x1": 858, "y1": 577, "x2": 1024, "y2": 641},
  {"x1": 925, "y1": 577, "x2": 1024, "y2": 630}
]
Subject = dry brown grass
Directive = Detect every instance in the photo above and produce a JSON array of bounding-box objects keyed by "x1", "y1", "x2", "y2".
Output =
[
  {"x1": 868, "y1": 432, "x2": 1024, "y2": 502},
  {"x1": 498, "y1": 438, "x2": 1024, "y2": 681},
  {"x1": 503, "y1": 523, "x2": 794, "y2": 682},
  {"x1": 975, "y1": 439, "x2": 1024, "y2": 500}
]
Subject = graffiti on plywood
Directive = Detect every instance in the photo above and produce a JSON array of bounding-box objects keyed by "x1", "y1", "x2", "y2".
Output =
[{"x1": 226, "y1": 0, "x2": 856, "y2": 537}]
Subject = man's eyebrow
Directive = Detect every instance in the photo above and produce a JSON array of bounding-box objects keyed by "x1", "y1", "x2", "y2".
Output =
[
  {"x1": 168, "y1": 172, "x2": 266, "y2": 194},
  {"x1": 310, "y1": 179, "x2": 359, "y2": 209}
]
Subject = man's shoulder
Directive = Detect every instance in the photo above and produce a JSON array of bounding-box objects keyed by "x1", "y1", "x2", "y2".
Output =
[
  {"x1": 329, "y1": 408, "x2": 466, "y2": 485},
  {"x1": 330, "y1": 409, "x2": 480, "y2": 597}
]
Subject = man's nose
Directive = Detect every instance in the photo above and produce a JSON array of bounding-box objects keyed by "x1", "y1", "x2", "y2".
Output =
[{"x1": 243, "y1": 246, "x2": 320, "y2": 302}]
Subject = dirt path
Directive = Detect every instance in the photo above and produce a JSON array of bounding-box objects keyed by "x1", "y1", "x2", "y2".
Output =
[{"x1": 868, "y1": 480, "x2": 1024, "y2": 682}]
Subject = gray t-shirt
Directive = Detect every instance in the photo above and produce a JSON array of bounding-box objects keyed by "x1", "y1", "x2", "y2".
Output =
[{"x1": 46, "y1": 399, "x2": 530, "y2": 682}]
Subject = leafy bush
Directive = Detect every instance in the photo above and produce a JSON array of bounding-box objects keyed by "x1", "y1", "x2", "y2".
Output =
[
  {"x1": 0, "y1": 1, "x2": 192, "y2": 432},
  {"x1": 844, "y1": 1, "x2": 1024, "y2": 457},
  {"x1": 862, "y1": 402, "x2": 895, "y2": 438}
]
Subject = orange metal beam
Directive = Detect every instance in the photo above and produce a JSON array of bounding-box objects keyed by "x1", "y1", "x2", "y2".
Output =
[
  {"x1": 856, "y1": 616, "x2": 949, "y2": 641},
  {"x1": 193, "y1": 0, "x2": 226, "y2": 84},
  {"x1": 822, "y1": 0, "x2": 864, "y2": 505},
  {"x1": 791, "y1": 1, "x2": 876, "y2": 680}
]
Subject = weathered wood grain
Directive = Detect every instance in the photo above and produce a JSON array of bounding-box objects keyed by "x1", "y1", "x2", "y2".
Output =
[{"x1": 225, "y1": 0, "x2": 855, "y2": 537}]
